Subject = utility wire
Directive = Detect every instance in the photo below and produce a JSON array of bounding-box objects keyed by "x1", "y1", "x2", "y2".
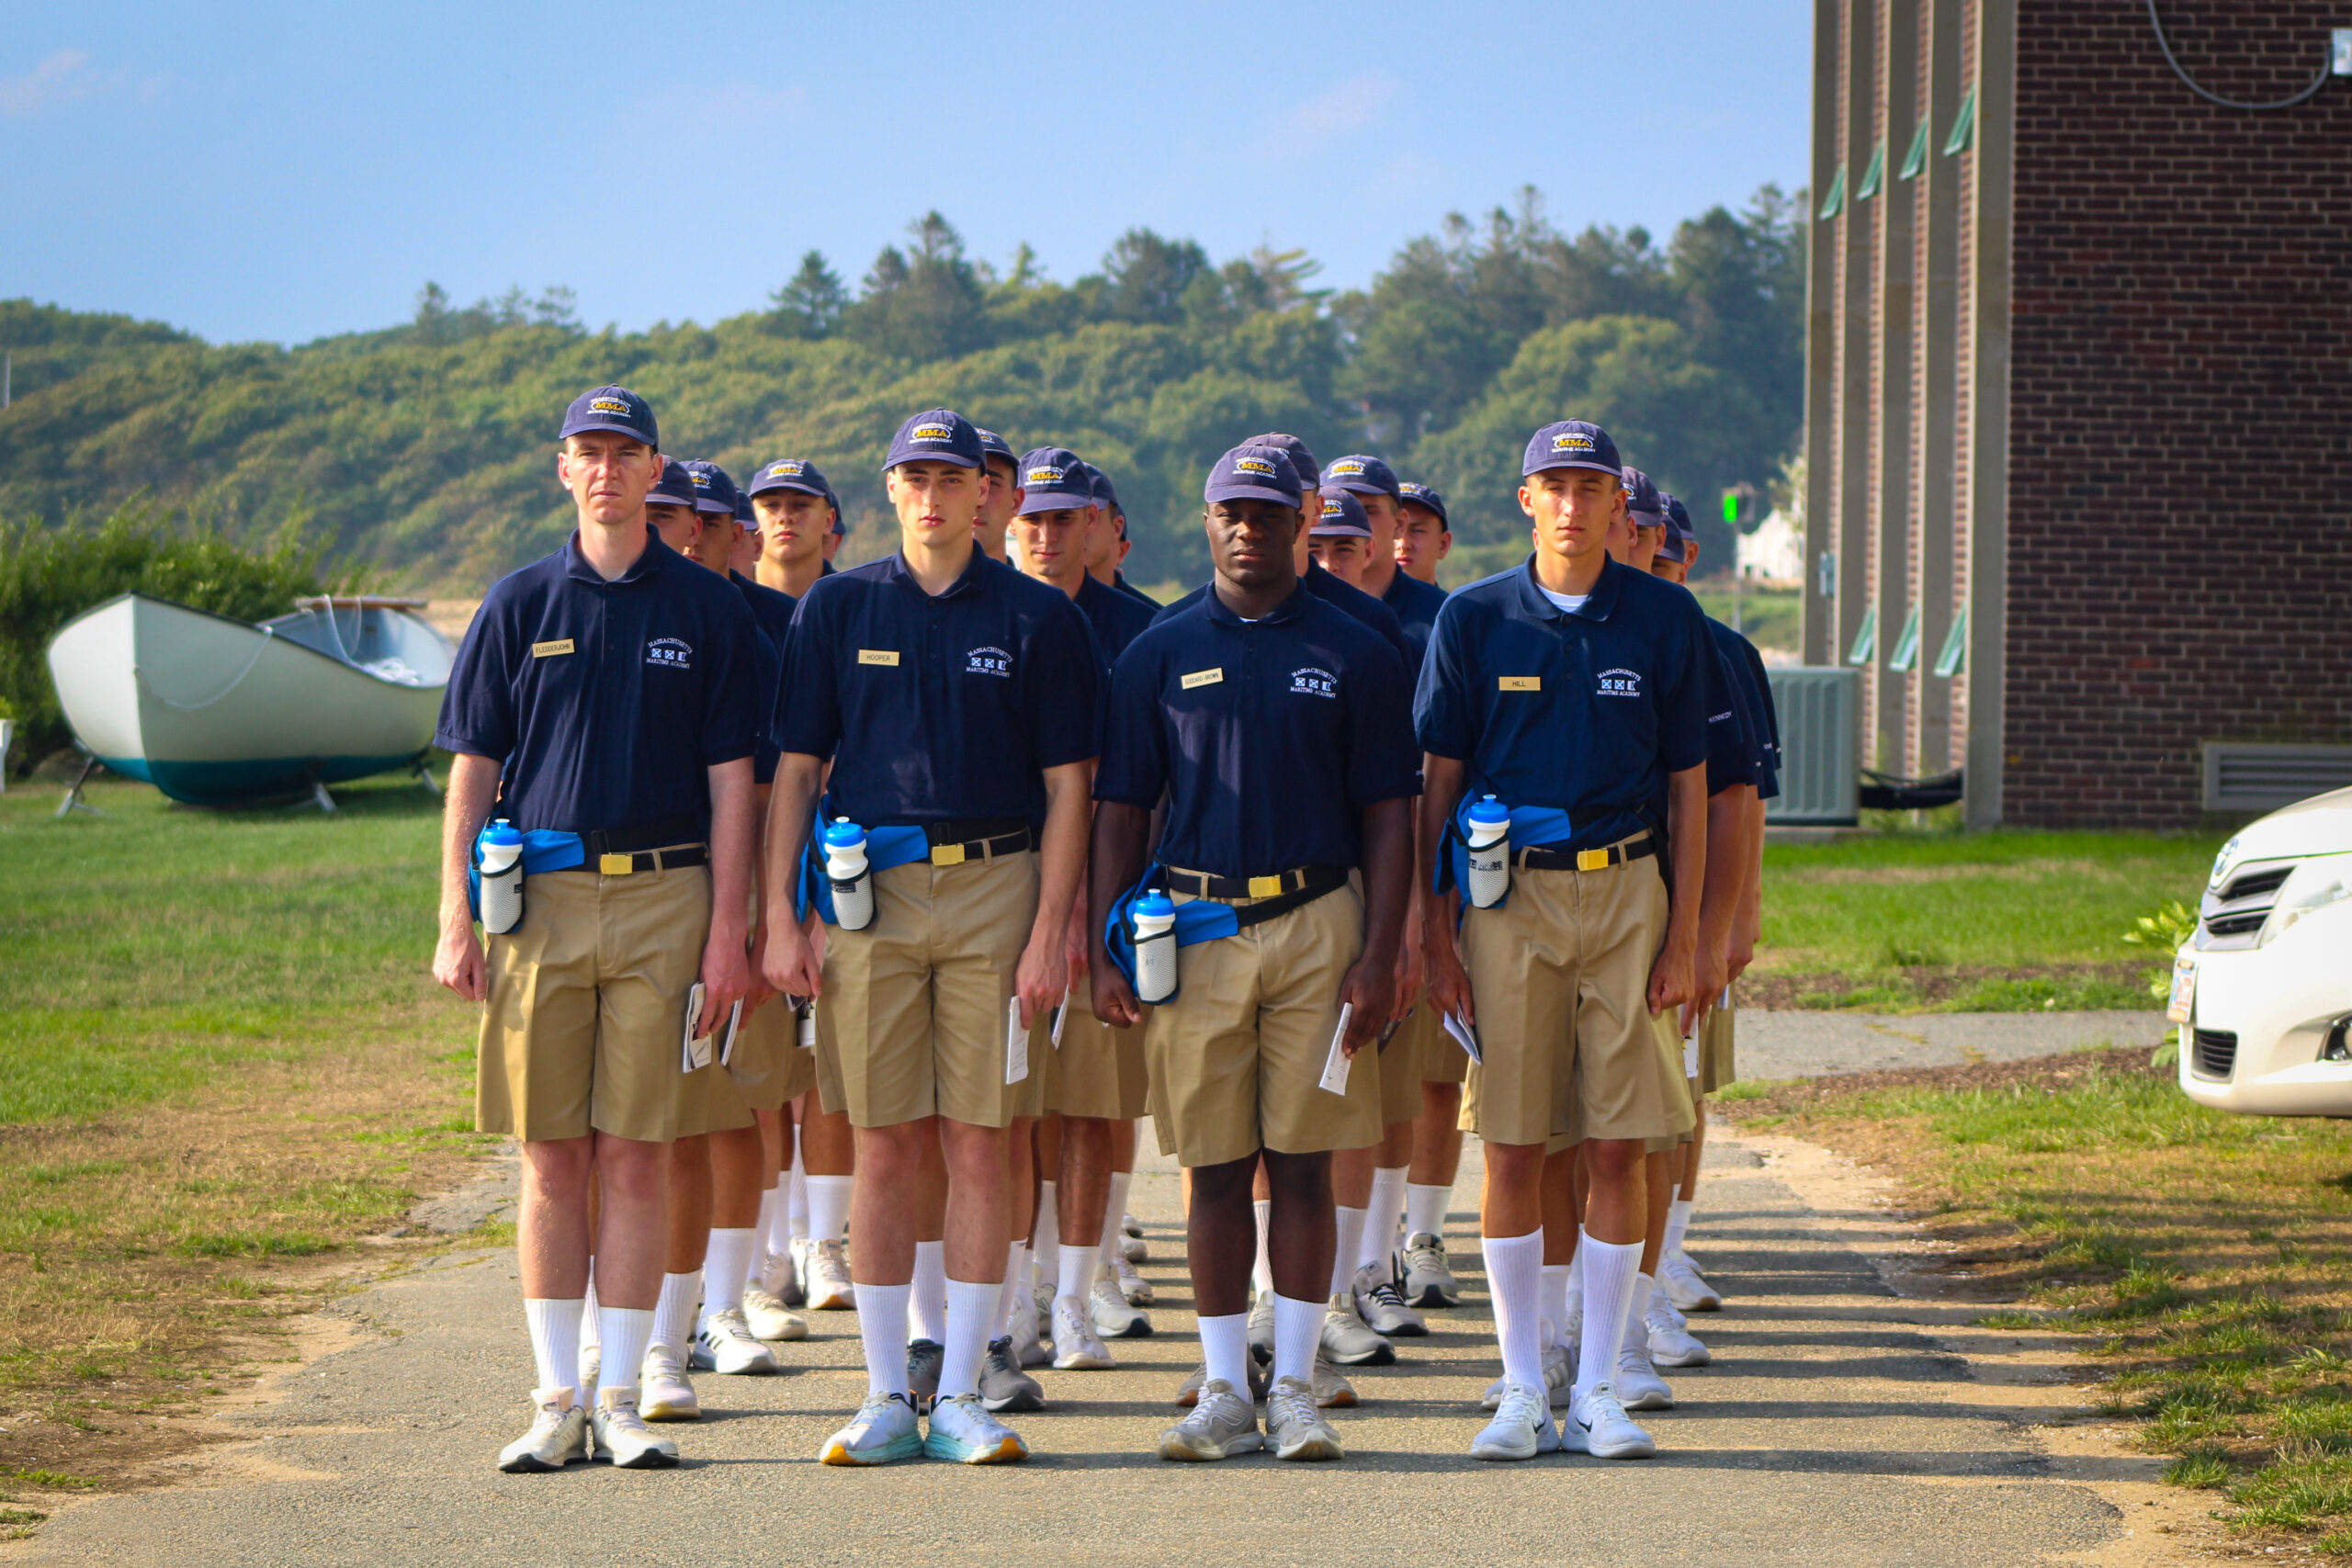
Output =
[{"x1": 2145, "y1": 0, "x2": 2333, "y2": 110}]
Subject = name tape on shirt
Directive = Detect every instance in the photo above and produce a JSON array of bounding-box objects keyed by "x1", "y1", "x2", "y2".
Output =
[
  {"x1": 857, "y1": 649, "x2": 901, "y2": 666},
  {"x1": 531, "y1": 639, "x2": 575, "y2": 659},
  {"x1": 1180, "y1": 668, "x2": 1224, "y2": 689},
  {"x1": 1498, "y1": 675, "x2": 1541, "y2": 692}
]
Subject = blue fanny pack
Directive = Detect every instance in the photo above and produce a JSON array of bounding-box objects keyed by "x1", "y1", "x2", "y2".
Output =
[
  {"x1": 1101, "y1": 866, "x2": 1348, "y2": 1004},
  {"x1": 1440, "y1": 797, "x2": 1574, "y2": 910},
  {"x1": 465, "y1": 824, "x2": 585, "y2": 919},
  {"x1": 795, "y1": 807, "x2": 931, "y2": 925}
]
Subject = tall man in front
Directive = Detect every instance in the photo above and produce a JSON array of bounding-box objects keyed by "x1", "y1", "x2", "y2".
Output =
[
  {"x1": 432, "y1": 386, "x2": 759, "y2": 1474},
  {"x1": 1415, "y1": 420, "x2": 1711, "y2": 1461},
  {"x1": 1091, "y1": 444, "x2": 1416, "y2": 1463},
  {"x1": 762, "y1": 410, "x2": 1099, "y2": 1467}
]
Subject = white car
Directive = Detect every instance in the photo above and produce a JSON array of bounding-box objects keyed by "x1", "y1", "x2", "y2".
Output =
[{"x1": 2176, "y1": 785, "x2": 2352, "y2": 1115}]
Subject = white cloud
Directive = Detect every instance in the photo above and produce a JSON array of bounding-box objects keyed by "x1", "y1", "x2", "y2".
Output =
[
  {"x1": 1260, "y1": 71, "x2": 1400, "y2": 158},
  {"x1": 1, "y1": 50, "x2": 99, "y2": 118}
]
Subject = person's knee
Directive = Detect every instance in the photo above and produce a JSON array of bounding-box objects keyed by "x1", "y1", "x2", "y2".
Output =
[
  {"x1": 593, "y1": 1135, "x2": 672, "y2": 1202},
  {"x1": 1583, "y1": 1137, "x2": 1644, "y2": 1183},
  {"x1": 521, "y1": 1135, "x2": 594, "y2": 1198},
  {"x1": 854, "y1": 1121, "x2": 924, "y2": 1181},
  {"x1": 1261, "y1": 1149, "x2": 1333, "y2": 1207},
  {"x1": 1482, "y1": 1139, "x2": 1548, "y2": 1184}
]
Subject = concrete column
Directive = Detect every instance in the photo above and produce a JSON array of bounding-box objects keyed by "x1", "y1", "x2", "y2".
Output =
[
  {"x1": 1870, "y1": 0, "x2": 1917, "y2": 773},
  {"x1": 1911, "y1": 0, "x2": 1964, "y2": 774},
  {"x1": 1802, "y1": 0, "x2": 1843, "y2": 667},
  {"x1": 1962, "y1": 0, "x2": 2015, "y2": 829},
  {"x1": 1833, "y1": 0, "x2": 1878, "y2": 696}
]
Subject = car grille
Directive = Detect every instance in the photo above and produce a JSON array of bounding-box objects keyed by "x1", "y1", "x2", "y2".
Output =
[
  {"x1": 2190, "y1": 1028, "x2": 2239, "y2": 1082},
  {"x1": 2198, "y1": 862, "x2": 2295, "y2": 951}
]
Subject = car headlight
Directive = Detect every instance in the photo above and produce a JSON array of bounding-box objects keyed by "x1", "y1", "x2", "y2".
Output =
[{"x1": 2258, "y1": 855, "x2": 2352, "y2": 945}]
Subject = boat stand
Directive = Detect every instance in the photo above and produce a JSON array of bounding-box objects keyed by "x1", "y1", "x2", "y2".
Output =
[
  {"x1": 307, "y1": 780, "x2": 338, "y2": 815},
  {"x1": 414, "y1": 758, "x2": 442, "y2": 797},
  {"x1": 56, "y1": 752, "x2": 106, "y2": 818}
]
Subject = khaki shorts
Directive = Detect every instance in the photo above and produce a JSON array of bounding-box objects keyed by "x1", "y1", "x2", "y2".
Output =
[
  {"x1": 476, "y1": 853, "x2": 710, "y2": 1145},
  {"x1": 1375, "y1": 1004, "x2": 1422, "y2": 1128},
  {"x1": 801, "y1": 997, "x2": 846, "y2": 1114},
  {"x1": 1412, "y1": 999, "x2": 1469, "y2": 1086},
  {"x1": 1144, "y1": 884, "x2": 1381, "y2": 1168},
  {"x1": 1698, "y1": 995, "x2": 1736, "y2": 1096},
  {"x1": 1053, "y1": 970, "x2": 1149, "y2": 1122},
  {"x1": 720, "y1": 995, "x2": 813, "y2": 1112},
  {"x1": 1457, "y1": 847, "x2": 1695, "y2": 1147},
  {"x1": 815, "y1": 850, "x2": 1039, "y2": 1130}
]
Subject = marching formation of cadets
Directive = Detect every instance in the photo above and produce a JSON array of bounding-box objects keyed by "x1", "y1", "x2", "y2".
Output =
[{"x1": 430, "y1": 382, "x2": 1781, "y2": 1472}]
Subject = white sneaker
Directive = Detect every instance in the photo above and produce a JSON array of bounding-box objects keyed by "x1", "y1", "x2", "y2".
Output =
[
  {"x1": 497, "y1": 1388, "x2": 587, "y2": 1472},
  {"x1": 1176, "y1": 1357, "x2": 1269, "y2": 1406},
  {"x1": 1123, "y1": 1211, "x2": 1145, "y2": 1239},
  {"x1": 1090, "y1": 1274, "x2": 1150, "y2": 1339},
  {"x1": 741, "y1": 1283, "x2": 808, "y2": 1343},
  {"x1": 591, "y1": 1388, "x2": 680, "y2": 1469},
  {"x1": 576, "y1": 1347, "x2": 600, "y2": 1413},
  {"x1": 802, "y1": 1238, "x2": 855, "y2": 1311},
  {"x1": 1311, "y1": 1350, "x2": 1357, "y2": 1409},
  {"x1": 1646, "y1": 1301, "x2": 1711, "y2": 1368},
  {"x1": 1246, "y1": 1289, "x2": 1275, "y2": 1365},
  {"x1": 1007, "y1": 1278, "x2": 1051, "y2": 1369},
  {"x1": 695, "y1": 1307, "x2": 781, "y2": 1375},
  {"x1": 1614, "y1": 1346, "x2": 1674, "y2": 1410},
  {"x1": 1471, "y1": 1382, "x2": 1561, "y2": 1461},
  {"x1": 762, "y1": 1246, "x2": 801, "y2": 1307},
  {"x1": 1120, "y1": 1217, "x2": 1148, "y2": 1265},
  {"x1": 1659, "y1": 1251, "x2": 1722, "y2": 1311},
  {"x1": 1320, "y1": 1292, "x2": 1395, "y2": 1366},
  {"x1": 1035, "y1": 1281, "x2": 1057, "y2": 1346},
  {"x1": 819, "y1": 1391, "x2": 922, "y2": 1466},
  {"x1": 1159, "y1": 1381, "x2": 1263, "y2": 1461},
  {"x1": 1266, "y1": 1374, "x2": 1345, "y2": 1461},
  {"x1": 923, "y1": 1391, "x2": 1028, "y2": 1464},
  {"x1": 1399, "y1": 1232, "x2": 1463, "y2": 1308},
  {"x1": 1352, "y1": 1261, "x2": 1427, "y2": 1337},
  {"x1": 1051, "y1": 1294, "x2": 1114, "y2": 1370},
  {"x1": 639, "y1": 1344, "x2": 699, "y2": 1421},
  {"x1": 1562, "y1": 1382, "x2": 1657, "y2": 1459},
  {"x1": 1111, "y1": 1249, "x2": 1154, "y2": 1307},
  {"x1": 1482, "y1": 1340, "x2": 1573, "y2": 1411}
]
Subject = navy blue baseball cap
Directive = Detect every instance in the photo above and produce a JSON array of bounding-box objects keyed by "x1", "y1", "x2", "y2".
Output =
[
  {"x1": 1204, "y1": 444, "x2": 1305, "y2": 508},
  {"x1": 1241, "y1": 433, "x2": 1319, "y2": 491},
  {"x1": 1623, "y1": 467, "x2": 1666, "y2": 527},
  {"x1": 1014, "y1": 448, "x2": 1096, "y2": 516},
  {"x1": 977, "y1": 428, "x2": 1018, "y2": 474},
  {"x1": 683, "y1": 460, "x2": 742, "y2": 517},
  {"x1": 733, "y1": 488, "x2": 752, "y2": 525},
  {"x1": 1311, "y1": 486, "x2": 1372, "y2": 538},
  {"x1": 828, "y1": 491, "x2": 845, "y2": 535},
  {"x1": 884, "y1": 408, "x2": 984, "y2": 471},
  {"x1": 1322, "y1": 453, "x2": 1399, "y2": 500},
  {"x1": 1397, "y1": 481, "x2": 1449, "y2": 528},
  {"x1": 1657, "y1": 494, "x2": 1694, "y2": 563},
  {"x1": 1522, "y1": 419, "x2": 1622, "y2": 479},
  {"x1": 646, "y1": 458, "x2": 698, "y2": 510},
  {"x1": 1083, "y1": 463, "x2": 1121, "y2": 514},
  {"x1": 747, "y1": 457, "x2": 831, "y2": 500},
  {"x1": 560, "y1": 384, "x2": 659, "y2": 448}
]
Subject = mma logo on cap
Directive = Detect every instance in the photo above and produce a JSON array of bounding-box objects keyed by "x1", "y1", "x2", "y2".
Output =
[
  {"x1": 1234, "y1": 456, "x2": 1278, "y2": 479},
  {"x1": 589, "y1": 398, "x2": 631, "y2": 416},
  {"x1": 1025, "y1": 466, "x2": 1067, "y2": 486},
  {"x1": 1329, "y1": 459, "x2": 1367, "y2": 478},
  {"x1": 769, "y1": 461, "x2": 806, "y2": 478},
  {"x1": 690, "y1": 471, "x2": 713, "y2": 489},
  {"x1": 1552, "y1": 432, "x2": 1598, "y2": 454},
  {"x1": 910, "y1": 423, "x2": 955, "y2": 444},
  {"x1": 1320, "y1": 495, "x2": 1345, "y2": 516}
]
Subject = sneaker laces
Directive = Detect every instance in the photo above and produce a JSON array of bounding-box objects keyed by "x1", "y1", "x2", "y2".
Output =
[
  {"x1": 708, "y1": 1305, "x2": 755, "y2": 1340},
  {"x1": 1367, "y1": 1274, "x2": 1410, "y2": 1311},
  {"x1": 1268, "y1": 1379, "x2": 1317, "y2": 1432}
]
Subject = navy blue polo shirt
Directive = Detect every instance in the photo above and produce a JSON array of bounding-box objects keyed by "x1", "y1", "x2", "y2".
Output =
[
  {"x1": 1698, "y1": 619, "x2": 1759, "y2": 796},
  {"x1": 1414, "y1": 555, "x2": 1714, "y2": 852},
  {"x1": 1722, "y1": 621, "x2": 1782, "y2": 800},
  {"x1": 1154, "y1": 559, "x2": 1412, "y2": 667},
  {"x1": 730, "y1": 572, "x2": 797, "y2": 787},
  {"x1": 1112, "y1": 571, "x2": 1159, "y2": 610},
  {"x1": 1075, "y1": 572, "x2": 1155, "y2": 671},
  {"x1": 434, "y1": 531, "x2": 760, "y2": 835},
  {"x1": 1377, "y1": 567, "x2": 1449, "y2": 679},
  {"x1": 775, "y1": 548, "x2": 1100, "y2": 828},
  {"x1": 1098, "y1": 582, "x2": 1419, "y2": 880}
]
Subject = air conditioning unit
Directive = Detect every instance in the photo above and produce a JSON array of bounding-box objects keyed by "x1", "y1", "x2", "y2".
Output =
[
  {"x1": 1765, "y1": 667, "x2": 1860, "y2": 825},
  {"x1": 2202, "y1": 743, "x2": 2352, "y2": 814}
]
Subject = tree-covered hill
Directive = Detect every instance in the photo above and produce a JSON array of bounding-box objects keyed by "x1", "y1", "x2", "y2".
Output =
[{"x1": 0, "y1": 186, "x2": 1802, "y2": 593}]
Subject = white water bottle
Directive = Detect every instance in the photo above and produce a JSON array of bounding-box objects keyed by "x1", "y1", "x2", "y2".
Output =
[
  {"x1": 1464, "y1": 795, "x2": 1512, "y2": 910},
  {"x1": 824, "y1": 818, "x2": 875, "y2": 931},
  {"x1": 1131, "y1": 890, "x2": 1178, "y2": 1005},
  {"x1": 479, "y1": 820, "x2": 525, "y2": 935}
]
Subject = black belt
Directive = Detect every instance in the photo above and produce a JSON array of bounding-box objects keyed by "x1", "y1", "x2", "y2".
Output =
[
  {"x1": 920, "y1": 819, "x2": 1034, "y2": 867},
  {"x1": 592, "y1": 843, "x2": 707, "y2": 875},
  {"x1": 1516, "y1": 836, "x2": 1656, "y2": 874},
  {"x1": 1163, "y1": 863, "x2": 1349, "y2": 901},
  {"x1": 587, "y1": 815, "x2": 703, "y2": 855}
]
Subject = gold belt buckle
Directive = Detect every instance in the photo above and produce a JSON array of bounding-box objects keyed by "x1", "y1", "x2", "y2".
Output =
[
  {"x1": 1247, "y1": 874, "x2": 1285, "y2": 898},
  {"x1": 930, "y1": 842, "x2": 967, "y2": 867},
  {"x1": 600, "y1": 852, "x2": 635, "y2": 876},
  {"x1": 1576, "y1": 848, "x2": 1611, "y2": 873}
]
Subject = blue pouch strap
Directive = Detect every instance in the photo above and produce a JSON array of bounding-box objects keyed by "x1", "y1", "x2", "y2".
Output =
[
  {"x1": 1100, "y1": 867, "x2": 1245, "y2": 1000},
  {"x1": 796, "y1": 806, "x2": 931, "y2": 924},
  {"x1": 1440, "y1": 797, "x2": 1573, "y2": 908},
  {"x1": 466, "y1": 823, "x2": 584, "y2": 919}
]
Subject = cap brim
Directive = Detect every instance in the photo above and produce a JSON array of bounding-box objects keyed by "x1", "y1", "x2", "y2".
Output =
[
  {"x1": 646, "y1": 494, "x2": 698, "y2": 510},
  {"x1": 1327, "y1": 478, "x2": 1395, "y2": 498},
  {"x1": 1204, "y1": 483, "x2": 1304, "y2": 508},
  {"x1": 1524, "y1": 458, "x2": 1623, "y2": 479},
  {"x1": 693, "y1": 501, "x2": 736, "y2": 516},
  {"x1": 1014, "y1": 492, "x2": 1095, "y2": 517},
  {"x1": 747, "y1": 479, "x2": 828, "y2": 499},
  {"x1": 1628, "y1": 508, "x2": 1668, "y2": 528},
  {"x1": 1308, "y1": 524, "x2": 1374, "y2": 538},
  {"x1": 559, "y1": 416, "x2": 655, "y2": 444},
  {"x1": 884, "y1": 450, "x2": 981, "y2": 470}
]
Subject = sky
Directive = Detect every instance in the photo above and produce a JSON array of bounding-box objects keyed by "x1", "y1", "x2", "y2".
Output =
[{"x1": 4, "y1": 2, "x2": 1812, "y2": 347}]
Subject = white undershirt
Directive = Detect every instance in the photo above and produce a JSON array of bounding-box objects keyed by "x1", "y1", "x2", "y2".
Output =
[{"x1": 1538, "y1": 586, "x2": 1589, "y2": 615}]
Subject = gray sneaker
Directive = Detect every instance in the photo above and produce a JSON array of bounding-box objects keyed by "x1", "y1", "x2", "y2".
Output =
[
  {"x1": 1176, "y1": 1357, "x2": 1269, "y2": 1407},
  {"x1": 1090, "y1": 1274, "x2": 1151, "y2": 1339},
  {"x1": 906, "y1": 1338, "x2": 944, "y2": 1412},
  {"x1": 1266, "y1": 1374, "x2": 1344, "y2": 1461},
  {"x1": 1399, "y1": 1232, "x2": 1462, "y2": 1309},
  {"x1": 590, "y1": 1388, "x2": 680, "y2": 1469},
  {"x1": 980, "y1": 1337, "x2": 1045, "y2": 1414},
  {"x1": 1246, "y1": 1289, "x2": 1276, "y2": 1365},
  {"x1": 1321, "y1": 1292, "x2": 1396, "y2": 1366},
  {"x1": 497, "y1": 1389, "x2": 588, "y2": 1472},
  {"x1": 1311, "y1": 1350, "x2": 1358, "y2": 1409},
  {"x1": 1111, "y1": 1249, "x2": 1154, "y2": 1306},
  {"x1": 1352, "y1": 1261, "x2": 1428, "y2": 1337},
  {"x1": 1159, "y1": 1381, "x2": 1264, "y2": 1461}
]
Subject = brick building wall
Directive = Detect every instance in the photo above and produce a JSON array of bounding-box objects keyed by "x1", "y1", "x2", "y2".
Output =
[{"x1": 2002, "y1": 0, "x2": 2352, "y2": 827}]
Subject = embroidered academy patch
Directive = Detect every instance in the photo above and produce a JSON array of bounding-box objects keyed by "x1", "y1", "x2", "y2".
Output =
[
  {"x1": 1596, "y1": 666, "x2": 1643, "y2": 697},
  {"x1": 966, "y1": 646, "x2": 1012, "y2": 678},
  {"x1": 1288, "y1": 666, "x2": 1338, "y2": 699},
  {"x1": 647, "y1": 637, "x2": 694, "y2": 670}
]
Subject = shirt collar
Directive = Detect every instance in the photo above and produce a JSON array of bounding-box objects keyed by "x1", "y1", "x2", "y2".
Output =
[
  {"x1": 1201, "y1": 579, "x2": 1310, "y2": 628},
  {"x1": 563, "y1": 525, "x2": 669, "y2": 587},
  {"x1": 880, "y1": 545, "x2": 993, "y2": 600},
  {"x1": 1511, "y1": 551, "x2": 1623, "y2": 623}
]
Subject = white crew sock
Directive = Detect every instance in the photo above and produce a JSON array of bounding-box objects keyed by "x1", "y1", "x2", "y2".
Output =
[
  {"x1": 786, "y1": 1127, "x2": 808, "y2": 1242},
  {"x1": 580, "y1": 1268, "x2": 602, "y2": 1356},
  {"x1": 1033, "y1": 1181, "x2": 1061, "y2": 1295},
  {"x1": 806, "y1": 1173, "x2": 853, "y2": 1247},
  {"x1": 650, "y1": 1269, "x2": 701, "y2": 1355},
  {"x1": 1098, "y1": 1171, "x2": 1134, "y2": 1270},
  {"x1": 1331, "y1": 1205, "x2": 1366, "y2": 1295},
  {"x1": 1057, "y1": 1243, "x2": 1100, "y2": 1307},
  {"x1": 1200, "y1": 1312, "x2": 1250, "y2": 1394},
  {"x1": 701, "y1": 1228, "x2": 756, "y2": 1333},
  {"x1": 752, "y1": 1185, "x2": 779, "y2": 1266},
  {"x1": 1576, "y1": 1233, "x2": 1645, "y2": 1401},
  {"x1": 995, "y1": 1241, "x2": 1030, "y2": 1336},
  {"x1": 1272, "y1": 1292, "x2": 1324, "y2": 1387},
  {"x1": 938, "y1": 1278, "x2": 1001, "y2": 1400},
  {"x1": 524, "y1": 1298, "x2": 583, "y2": 1401},
  {"x1": 909, "y1": 1239, "x2": 948, "y2": 1344},
  {"x1": 1621, "y1": 1271, "x2": 1657, "y2": 1361},
  {"x1": 1662, "y1": 1198, "x2": 1693, "y2": 1261},
  {"x1": 1404, "y1": 1182, "x2": 1451, "y2": 1241},
  {"x1": 1482, "y1": 1233, "x2": 1545, "y2": 1391},
  {"x1": 1362, "y1": 1168, "x2": 1408, "y2": 1271},
  {"x1": 1565, "y1": 1239, "x2": 1586, "y2": 1323},
  {"x1": 1540, "y1": 1263, "x2": 1572, "y2": 1348},
  {"x1": 599, "y1": 1305, "x2": 655, "y2": 1399},
  {"x1": 1250, "y1": 1200, "x2": 1275, "y2": 1297},
  {"x1": 857, "y1": 1281, "x2": 912, "y2": 1397}
]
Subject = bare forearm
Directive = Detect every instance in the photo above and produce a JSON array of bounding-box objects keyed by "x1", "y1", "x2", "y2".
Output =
[
  {"x1": 704, "y1": 760, "x2": 755, "y2": 942},
  {"x1": 437, "y1": 754, "x2": 502, "y2": 930},
  {"x1": 1699, "y1": 785, "x2": 1753, "y2": 959},
  {"x1": 1087, "y1": 802, "x2": 1153, "y2": 960},
  {"x1": 1417, "y1": 753, "x2": 1465, "y2": 913},
  {"x1": 1358, "y1": 797, "x2": 1413, "y2": 972},
  {"x1": 1664, "y1": 766, "x2": 1707, "y2": 950},
  {"x1": 760, "y1": 755, "x2": 823, "y2": 931},
  {"x1": 1032, "y1": 761, "x2": 1094, "y2": 944}
]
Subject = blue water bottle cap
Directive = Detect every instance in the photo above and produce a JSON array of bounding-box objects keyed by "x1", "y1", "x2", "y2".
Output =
[
  {"x1": 822, "y1": 817, "x2": 865, "y2": 850},
  {"x1": 1467, "y1": 794, "x2": 1510, "y2": 828},
  {"x1": 481, "y1": 819, "x2": 522, "y2": 848},
  {"x1": 1135, "y1": 890, "x2": 1176, "y2": 920}
]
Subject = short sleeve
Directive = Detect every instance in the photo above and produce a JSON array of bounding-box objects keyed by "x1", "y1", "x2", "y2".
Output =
[
  {"x1": 1094, "y1": 641, "x2": 1170, "y2": 809},
  {"x1": 750, "y1": 629, "x2": 783, "y2": 784},
  {"x1": 1412, "y1": 597, "x2": 1480, "y2": 761},
  {"x1": 1654, "y1": 600, "x2": 1713, "y2": 775},
  {"x1": 1023, "y1": 592, "x2": 1102, "y2": 772},
  {"x1": 1346, "y1": 637, "x2": 1422, "y2": 808},
  {"x1": 432, "y1": 590, "x2": 518, "y2": 761},
  {"x1": 696, "y1": 589, "x2": 759, "y2": 767},
  {"x1": 1701, "y1": 642, "x2": 1756, "y2": 795},
  {"x1": 776, "y1": 586, "x2": 845, "y2": 761}
]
